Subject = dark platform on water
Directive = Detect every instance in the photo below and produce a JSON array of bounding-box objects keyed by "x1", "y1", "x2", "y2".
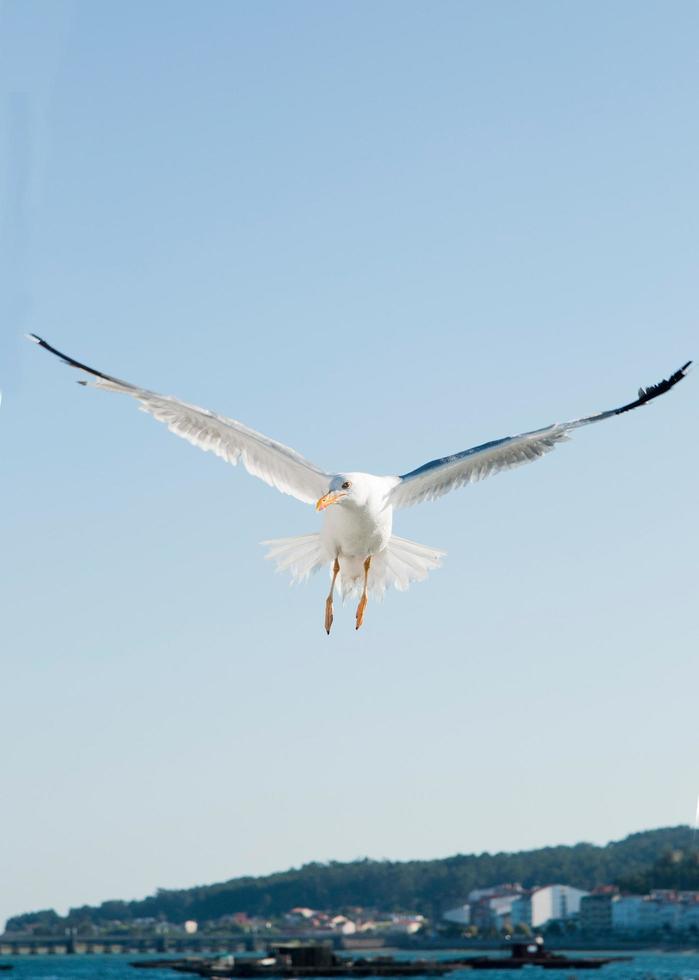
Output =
[
  {"x1": 131, "y1": 939, "x2": 633, "y2": 977},
  {"x1": 453, "y1": 939, "x2": 633, "y2": 970},
  {"x1": 132, "y1": 944, "x2": 454, "y2": 978}
]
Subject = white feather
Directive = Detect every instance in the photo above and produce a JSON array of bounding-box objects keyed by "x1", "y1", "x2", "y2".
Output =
[
  {"x1": 263, "y1": 532, "x2": 444, "y2": 599},
  {"x1": 27, "y1": 335, "x2": 329, "y2": 506},
  {"x1": 389, "y1": 360, "x2": 691, "y2": 509}
]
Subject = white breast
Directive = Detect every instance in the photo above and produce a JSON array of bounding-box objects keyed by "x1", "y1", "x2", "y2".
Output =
[
  {"x1": 321, "y1": 504, "x2": 392, "y2": 558},
  {"x1": 320, "y1": 475, "x2": 395, "y2": 559}
]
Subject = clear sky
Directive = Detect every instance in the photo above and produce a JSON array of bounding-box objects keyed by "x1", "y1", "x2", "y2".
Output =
[{"x1": 1, "y1": 0, "x2": 697, "y2": 931}]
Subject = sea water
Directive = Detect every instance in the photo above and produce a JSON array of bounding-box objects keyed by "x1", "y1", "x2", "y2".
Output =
[{"x1": 3, "y1": 952, "x2": 699, "y2": 980}]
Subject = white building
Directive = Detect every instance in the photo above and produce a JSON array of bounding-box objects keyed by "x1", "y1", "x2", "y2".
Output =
[
  {"x1": 389, "y1": 915, "x2": 426, "y2": 935},
  {"x1": 444, "y1": 883, "x2": 588, "y2": 932},
  {"x1": 525, "y1": 885, "x2": 589, "y2": 927},
  {"x1": 468, "y1": 885, "x2": 526, "y2": 931},
  {"x1": 443, "y1": 904, "x2": 471, "y2": 926},
  {"x1": 612, "y1": 896, "x2": 675, "y2": 934},
  {"x1": 330, "y1": 916, "x2": 357, "y2": 935},
  {"x1": 611, "y1": 896, "x2": 644, "y2": 932},
  {"x1": 611, "y1": 893, "x2": 699, "y2": 935},
  {"x1": 612, "y1": 896, "x2": 679, "y2": 934}
]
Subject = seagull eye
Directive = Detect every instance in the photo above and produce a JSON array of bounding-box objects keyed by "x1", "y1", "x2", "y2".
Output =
[{"x1": 341, "y1": 481, "x2": 351, "y2": 490}]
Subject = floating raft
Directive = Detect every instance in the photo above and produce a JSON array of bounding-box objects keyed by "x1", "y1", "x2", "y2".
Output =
[
  {"x1": 131, "y1": 940, "x2": 633, "y2": 977},
  {"x1": 133, "y1": 954, "x2": 454, "y2": 978},
  {"x1": 452, "y1": 939, "x2": 633, "y2": 971}
]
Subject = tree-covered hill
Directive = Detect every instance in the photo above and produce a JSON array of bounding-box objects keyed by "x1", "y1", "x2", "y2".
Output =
[
  {"x1": 6, "y1": 826, "x2": 694, "y2": 932},
  {"x1": 617, "y1": 847, "x2": 699, "y2": 893}
]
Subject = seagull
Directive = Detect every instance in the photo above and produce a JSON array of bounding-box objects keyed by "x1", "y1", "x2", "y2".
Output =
[{"x1": 28, "y1": 334, "x2": 691, "y2": 633}]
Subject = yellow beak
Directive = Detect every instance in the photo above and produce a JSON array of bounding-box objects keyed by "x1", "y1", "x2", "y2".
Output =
[{"x1": 316, "y1": 491, "x2": 348, "y2": 512}]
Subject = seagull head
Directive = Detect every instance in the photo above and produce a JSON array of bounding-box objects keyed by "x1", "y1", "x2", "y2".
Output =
[{"x1": 316, "y1": 474, "x2": 366, "y2": 511}]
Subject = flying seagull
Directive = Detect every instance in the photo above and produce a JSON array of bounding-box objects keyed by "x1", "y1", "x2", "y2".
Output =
[{"x1": 28, "y1": 334, "x2": 690, "y2": 633}]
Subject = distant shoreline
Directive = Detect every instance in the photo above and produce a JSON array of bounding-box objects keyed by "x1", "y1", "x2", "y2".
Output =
[{"x1": 2, "y1": 937, "x2": 699, "y2": 958}]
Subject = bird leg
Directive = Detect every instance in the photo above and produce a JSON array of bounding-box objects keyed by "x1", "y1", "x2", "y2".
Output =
[
  {"x1": 325, "y1": 558, "x2": 340, "y2": 635},
  {"x1": 355, "y1": 557, "x2": 372, "y2": 631}
]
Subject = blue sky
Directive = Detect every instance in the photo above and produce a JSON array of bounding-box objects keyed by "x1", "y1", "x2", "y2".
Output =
[{"x1": 1, "y1": 0, "x2": 697, "y2": 929}]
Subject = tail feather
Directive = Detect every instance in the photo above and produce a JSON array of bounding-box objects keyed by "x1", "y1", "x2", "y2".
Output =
[
  {"x1": 262, "y1": 533, "x2": 328, "y2": 583},
  {"x1": 263, "y1": 532, "x2": 444, "y2": 598},
  {"x1": 373, "y1": 534, "x2": 445, "y2": 596}
]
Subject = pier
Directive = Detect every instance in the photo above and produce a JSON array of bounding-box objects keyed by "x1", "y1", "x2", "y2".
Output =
[{"x1": 0, "y1": 935, "x2": 261, "y2": 957}]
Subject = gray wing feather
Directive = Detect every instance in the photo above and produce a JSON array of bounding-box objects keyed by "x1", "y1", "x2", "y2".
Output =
[
  {"x1": 28, "y1": 334, "x2": 329, "y2": 506},
  {"x1": 389, "y1": 362, "x2": 691, "y2": 509}
]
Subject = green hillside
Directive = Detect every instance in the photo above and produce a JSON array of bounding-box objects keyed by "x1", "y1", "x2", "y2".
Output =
[{"x1": 6, "y1": 826, "x2": 694, "y2": 932}]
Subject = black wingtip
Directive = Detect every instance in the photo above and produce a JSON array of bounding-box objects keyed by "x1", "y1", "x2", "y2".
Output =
[
  {"x1": 25, "y1": 333, "x2": 118, "y2": 384},
  {"x1": 26, "y1": 332, "x2": 76, "y2": 366},
  {"x1": 618, "y1": 359, "x2": 693, "y2": 415}
]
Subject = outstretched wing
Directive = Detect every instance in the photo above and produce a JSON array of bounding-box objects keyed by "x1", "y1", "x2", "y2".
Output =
[
  {"x1": 28, "y1": 334, "x2": 330, "y2": 506},
  {"x1": 389, "y1": 361, "x2": 692, "y2": 509}
]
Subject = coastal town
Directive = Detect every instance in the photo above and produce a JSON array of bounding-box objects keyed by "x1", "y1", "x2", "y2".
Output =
[
  {"x1": 5, "y1": 880, "x2": 699, "y2": 957},
  {"x1": 441, "y1": 882, "x2": 699, "y2": 936}
]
